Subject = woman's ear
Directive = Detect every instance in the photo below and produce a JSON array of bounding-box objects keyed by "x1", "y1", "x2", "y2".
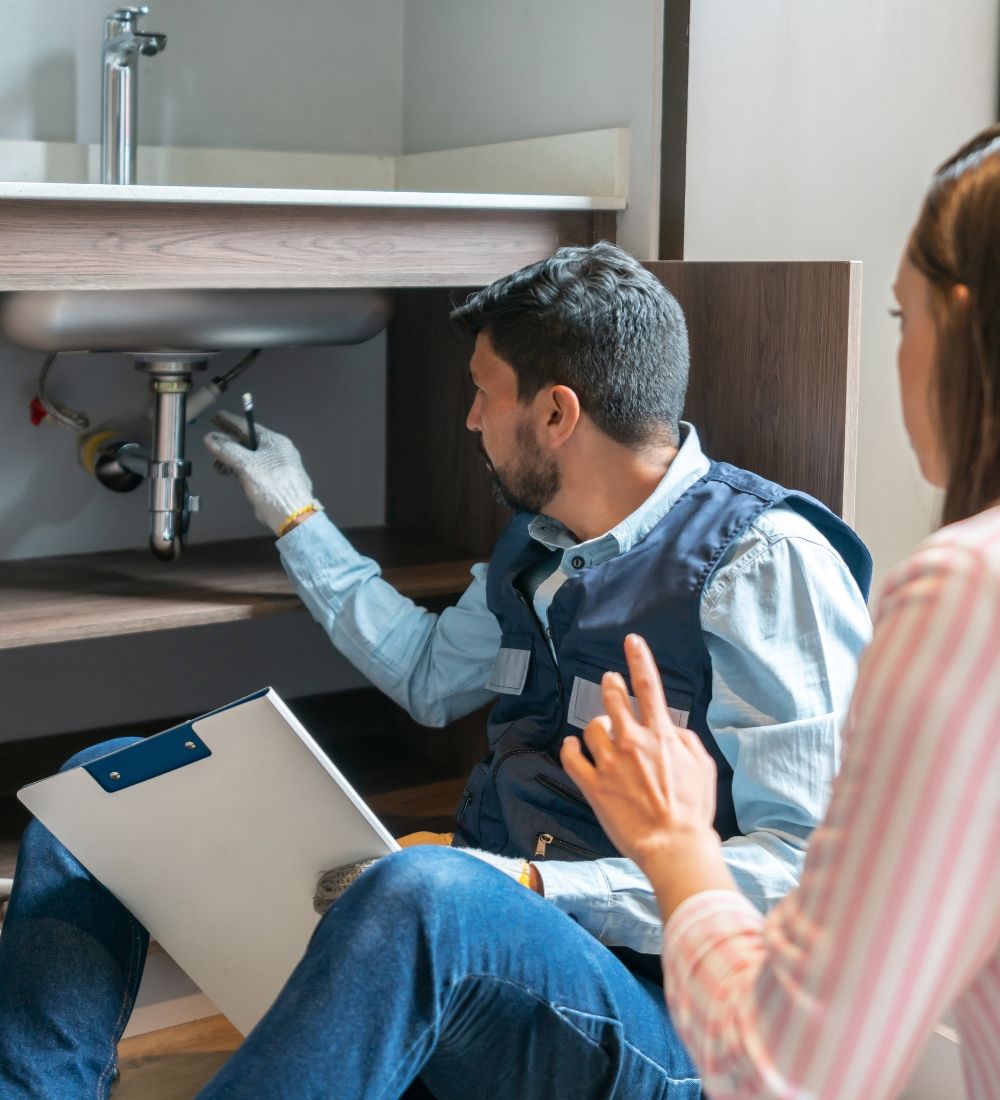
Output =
[{"x1": 543, "y1": 385, "x2": 581, "y2": 447}]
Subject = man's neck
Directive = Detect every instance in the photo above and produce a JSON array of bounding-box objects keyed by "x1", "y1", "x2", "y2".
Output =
[{"x1": 544, "y1": 438, "x2": 679, "y2": 544}]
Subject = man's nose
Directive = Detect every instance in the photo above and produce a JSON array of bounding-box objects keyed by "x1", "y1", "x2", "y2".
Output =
[{"x1": 466, "y1": 401, "x2": 480, "y2": 433}]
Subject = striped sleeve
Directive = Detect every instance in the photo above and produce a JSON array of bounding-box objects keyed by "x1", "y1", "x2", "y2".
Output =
[{"x1": 662, "y1": 534, "x2": 1000, "y2": 1100}]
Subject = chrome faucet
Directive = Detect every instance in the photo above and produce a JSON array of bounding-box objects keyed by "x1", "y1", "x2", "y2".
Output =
[{"x1": 101, "y1": 7, "x2": 166, "y2": 185}]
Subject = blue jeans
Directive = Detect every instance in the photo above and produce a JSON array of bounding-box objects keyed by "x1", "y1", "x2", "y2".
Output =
[{"x1": 0, "y1": 740, "x2": 700, "y2": 1099}]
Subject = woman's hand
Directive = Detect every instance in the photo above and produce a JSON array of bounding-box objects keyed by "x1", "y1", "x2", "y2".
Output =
[{"x1": 561, "y1": 634, "x2": 736, "y2": 913}]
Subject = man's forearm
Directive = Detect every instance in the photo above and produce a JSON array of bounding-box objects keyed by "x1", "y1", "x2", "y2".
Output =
[{"x1": 278, "y1": 512, "x2": 499, "y2": 726}]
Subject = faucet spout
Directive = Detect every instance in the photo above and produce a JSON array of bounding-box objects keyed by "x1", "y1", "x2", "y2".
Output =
[{"x1": 101, "y1": 7, "x2": 166, "y2": 185}]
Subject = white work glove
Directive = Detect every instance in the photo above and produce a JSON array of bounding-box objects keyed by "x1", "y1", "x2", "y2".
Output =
[
  {"x1": 203, "y1": 411, "x2": 321, "y2": 536},
  {"x1": 312, "y1": 849, "x2": 531, "y2": 914}
]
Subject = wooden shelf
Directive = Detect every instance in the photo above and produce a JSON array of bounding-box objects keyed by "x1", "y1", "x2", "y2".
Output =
[{"x1": 0, "y1": 526, "x2": 478, "y2": 651}]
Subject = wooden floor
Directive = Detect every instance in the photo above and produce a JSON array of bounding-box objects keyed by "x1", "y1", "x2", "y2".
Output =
[{"x1": 116, "y1": 1015, "x2": 242, "y2": 1099}]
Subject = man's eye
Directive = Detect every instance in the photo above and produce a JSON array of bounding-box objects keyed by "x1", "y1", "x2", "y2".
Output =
[{"x1": 888, "y1": 307, "x2": 903, "y2": 324}]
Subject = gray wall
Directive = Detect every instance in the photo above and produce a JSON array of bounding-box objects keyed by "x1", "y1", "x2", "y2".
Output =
[
  {"x1": 0, "y1": 0, "x2": 406, "y2": 153},
  {"x1": 0, "y1": 338, "x2": 386, "y2": 743},
  {"x1": 0, "y1": 340, "x2": 387, "y2": 560},
  {"x1": 683, "y1": 0, "x2": 1000, "y2": 593},
  {"x1": 401, "y1": 0, "x2": 664, "y2": 257}
]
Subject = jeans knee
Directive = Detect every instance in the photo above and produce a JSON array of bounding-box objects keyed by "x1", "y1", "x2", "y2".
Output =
[
  {"x1": 346, "y1": 846, "x2": 505, "y2": 921},
  {"x1": 59, "y1": 736, "x2": 145, "y2": 773}
]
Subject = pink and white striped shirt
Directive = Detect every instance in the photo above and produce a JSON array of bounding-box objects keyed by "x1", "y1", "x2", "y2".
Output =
[{"x1": 663, "y1": 503, "x2": 1000, "y2": 1099}]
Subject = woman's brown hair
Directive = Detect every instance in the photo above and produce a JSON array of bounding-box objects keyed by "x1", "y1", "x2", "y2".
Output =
[{"x1": 908, "y1": 124, "x2": 1000, "y2": 525}]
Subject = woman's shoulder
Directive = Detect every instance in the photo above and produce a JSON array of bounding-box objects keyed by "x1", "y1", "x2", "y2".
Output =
[
  {"x1": 879, "y1": 504, "x2": 1000, "y2": 613},
  {"x1": 920, "y1": 502, "x2": 1000, "y2": 565}
]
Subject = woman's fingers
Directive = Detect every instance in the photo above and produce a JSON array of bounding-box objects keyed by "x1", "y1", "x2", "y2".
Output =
[
  {"x1": 623, "y1": 633, "x2": 673, "y2": 732},
  {"x1": 581, "y1": 713, "x2": 617, "y2": 766},
  {"x1": 560, "y1": 735, "x2": 595, "y2": 789},
  {"x1": 601, "y1": 670, "x2": 640, "y2": 741}
]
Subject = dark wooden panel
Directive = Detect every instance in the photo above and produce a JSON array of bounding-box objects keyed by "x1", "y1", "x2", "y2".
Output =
[
  {"x1": 590, "y1": 210, "x2": 619, "y2": 245},
  {"x1": 646, "y1": 261, "x2": 861, "y2": 520},
  {"x1": 659, "y1": 0, "x2": 691, "y2": 260},
  {"x1": 386, "y1": 288, "x2": 510, "y2": 558},
  {"x1": 0, "y1": 200, "x2": 607, "y2": 291}
]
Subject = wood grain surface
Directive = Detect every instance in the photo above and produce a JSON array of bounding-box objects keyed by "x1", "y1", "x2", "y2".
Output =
[
  {"x1": 0, "y1": 527, "x2": 477, "y2": 650},
  {"x1": 387, "y1": 288, "x2": 511, "y2": 559},
  {"x1": 0, "y1": 200, "x2": 608, "y2": 291},
  {"x1": 648, "y1": 261, "x2": 862, "y2": 520},
  {"x1": 116, "y1": 1014, "x2": 241, "y2": 1100}
]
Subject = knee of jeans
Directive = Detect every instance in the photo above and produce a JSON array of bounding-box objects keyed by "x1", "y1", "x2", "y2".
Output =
[
  {"x1": 59, "y1": 735, "x2": 145, "y2": 773},
  {"x1": 346, "y1": 846, "x2": 496, "y2": 918}
]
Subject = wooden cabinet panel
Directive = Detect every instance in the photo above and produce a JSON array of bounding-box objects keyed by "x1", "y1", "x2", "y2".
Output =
[
  {"x1": 647, "y1": 261, "x2": 861, "y2": 521},
  {"x1": 386, "y1": 288, "x2": 510, "y2": 559}
]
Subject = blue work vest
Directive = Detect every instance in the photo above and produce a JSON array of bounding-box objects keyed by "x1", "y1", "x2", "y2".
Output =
[{"x1": 453, "y1": 460, "x2": 872, "y2": 861}]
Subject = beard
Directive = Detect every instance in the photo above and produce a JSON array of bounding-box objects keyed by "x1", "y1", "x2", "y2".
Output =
[{"x1": 476, "y1": 422, "x2": 560, "y2": 514}]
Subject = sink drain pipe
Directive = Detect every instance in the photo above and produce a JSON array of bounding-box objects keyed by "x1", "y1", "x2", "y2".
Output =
[{"x1": 79, "y1": 354, "x2": 209, "y2": 560}]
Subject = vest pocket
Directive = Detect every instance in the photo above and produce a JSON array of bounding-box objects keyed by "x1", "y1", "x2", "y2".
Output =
[
  {"x1": 485, "y1": 635, "x2": 532, "y2": 695},
  {"x1": 567, "y1": 664, "x2": 692, "y2": 729}
]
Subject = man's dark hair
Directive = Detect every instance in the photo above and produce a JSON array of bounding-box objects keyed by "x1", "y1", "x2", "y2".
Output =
[{"x1": 451, "y1": 241, "x2": 689, "y2": 447}]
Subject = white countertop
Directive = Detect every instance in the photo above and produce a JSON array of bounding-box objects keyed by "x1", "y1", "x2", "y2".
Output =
[{"x1": 0, "y1": 179, "x2": 625, "y2": 212}]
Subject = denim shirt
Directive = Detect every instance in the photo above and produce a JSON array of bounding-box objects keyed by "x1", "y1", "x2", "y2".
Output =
[{"x1": 278, "y1": 424, "x2": 873, "y2": 955}]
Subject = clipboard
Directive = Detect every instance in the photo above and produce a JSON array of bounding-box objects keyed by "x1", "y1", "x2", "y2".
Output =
[{"x1": 17, "y1": 687, "x2": 400, "y2": 1036}]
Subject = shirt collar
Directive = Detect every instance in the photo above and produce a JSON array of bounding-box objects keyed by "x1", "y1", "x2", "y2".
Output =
[{"x1": 527, "y1": 422, "x2": 710, "y2": 567}]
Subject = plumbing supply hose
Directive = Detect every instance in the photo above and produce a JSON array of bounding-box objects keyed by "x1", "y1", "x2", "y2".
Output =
[
  {"x1": 217, "y1": 347, "x2": 261, "y2": 388},
  {"x1": 36, "y1": 353, "x2": 90, "y2": 432},
  {"x1": 186, "y1": 348, "x2": 261, "y2": 424}
]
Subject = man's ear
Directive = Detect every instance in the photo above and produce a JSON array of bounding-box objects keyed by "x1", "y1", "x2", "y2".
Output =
[{"x1": 542, "y1": 385, "x2": 581, "y2": 448}]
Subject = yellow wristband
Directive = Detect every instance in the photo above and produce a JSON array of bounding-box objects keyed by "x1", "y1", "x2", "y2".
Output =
[
  {"x1": 277, "y1": 503, "x2": 318, "y2": 538},
  {"x1": 518, "y1": 860, "x2": 532, "y2": 889}
]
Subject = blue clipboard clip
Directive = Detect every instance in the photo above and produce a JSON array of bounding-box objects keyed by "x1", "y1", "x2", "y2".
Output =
[
  {"x1": 81, "y1": 687, "x2": 271, "y2": 793},
  {"x1": 84, "y1": 725, "x2": 212, "y2": 793}
]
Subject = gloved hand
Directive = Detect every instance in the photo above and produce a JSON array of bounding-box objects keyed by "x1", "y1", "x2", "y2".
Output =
[
  {"x1": 312, "y1": 848, "x2": 534, "y2": 915},
  {"x1": 203, "y1": 411, "x2": 320, "y2": 536}
]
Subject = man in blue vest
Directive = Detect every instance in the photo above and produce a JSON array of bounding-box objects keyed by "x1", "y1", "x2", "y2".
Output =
[{"x1": 0, "y1": 243, "x2": 871, "y2": 1098}]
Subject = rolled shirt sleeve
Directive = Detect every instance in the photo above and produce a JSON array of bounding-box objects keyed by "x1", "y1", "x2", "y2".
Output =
[
  {"x1": 538, "y1": 504, "x2": 872, "y2": 953},
  {"x1": 277, "y1": 512, "x2": 501, "y2": 726},
  {"x1": 703, "y1": 505, "x2": 872, "y2": 910}
]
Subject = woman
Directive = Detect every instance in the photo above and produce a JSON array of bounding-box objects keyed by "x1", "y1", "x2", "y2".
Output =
[{"x1": 562, "y1": 125, "x2": 1000, "y2": 1100}]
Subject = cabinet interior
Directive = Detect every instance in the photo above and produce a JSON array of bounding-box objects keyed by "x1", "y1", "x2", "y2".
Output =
[{"x1": 0, "y1": 258, "x2": 861, "y2": 853}]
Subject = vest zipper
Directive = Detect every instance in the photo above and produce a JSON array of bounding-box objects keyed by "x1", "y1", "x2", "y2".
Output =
[
  {"x1": 534, "y1": 832, "x2": 602, "y2": 860},
  {"x1": 491, "y1": 743, "x2": 541, "y2": 780},
  {"x1": 456, "y1": 789, "x2": 473, "y2": 825},
  {"x1": 534, "y1": 773, "x2": 589, "y2": 808},
  {"x1": 512, "y1": 581, "x2": 565, "y2": 708}
]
